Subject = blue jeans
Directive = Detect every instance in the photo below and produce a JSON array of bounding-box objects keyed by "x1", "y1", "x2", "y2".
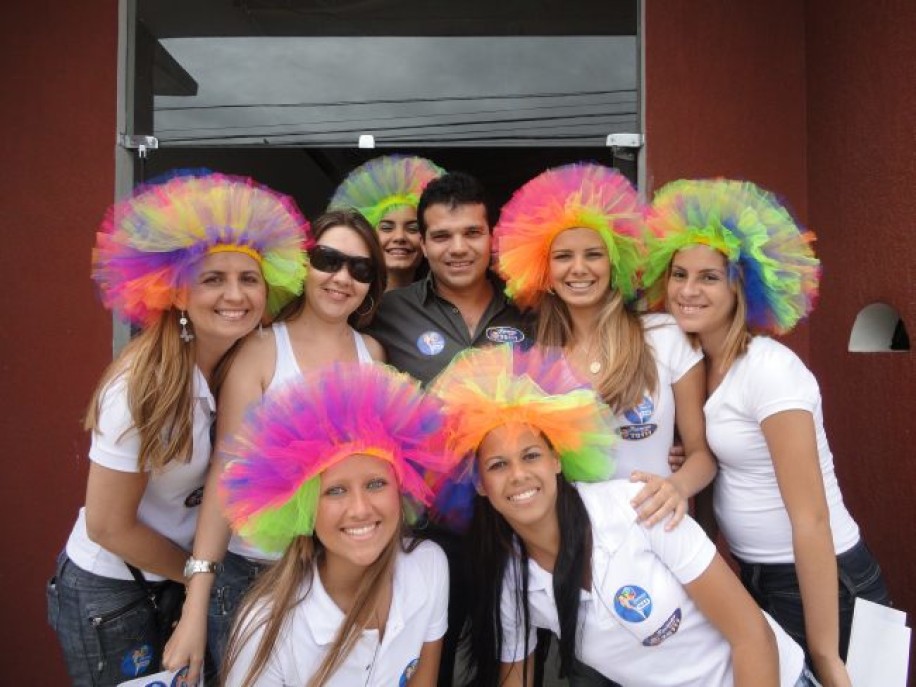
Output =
[
  {"x1": 47, "y1": 551, "x2": 163, "y2": 686},
  {"x1": 796, "y1": 665, "x2": 822, "y2": 686},
  {"x1": 737, "y1": 538, "x2": 891, "y2": 664},
  {"x1": 206, "y1": 550, "x2": 270, "y2": 673}
]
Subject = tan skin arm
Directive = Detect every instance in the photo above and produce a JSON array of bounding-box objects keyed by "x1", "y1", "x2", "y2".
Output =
[
  {"x1": 84, "y1": 463, "x2": 188, "y2": 582},
  {"x1": 163, "y1": 335, "x2": 273, "y2": 681},
  {"x1": 498, "y1": 653, "x2": 535, "y2": 687},
  {"x1": 685, "y1": 553, "x2": 781, "y2": 687},
  {"x1": 406, "y1": 639, "x2": 444, "y2": 687},
  {"x1": 763, "y1": 409, "x2": 851, "y2": 687},
  {"x1": 631, "y1": 361, "x2": 718, "y2": 529}
]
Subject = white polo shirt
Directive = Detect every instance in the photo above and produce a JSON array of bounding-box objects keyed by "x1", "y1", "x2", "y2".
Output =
[
  {"x1": 499, "y1": 481, "x2": 804, "y2": 687},
  {"x1": 613, "y1": 314, "x2": 703, "y2": 479},
  {"x1": 66, "y1": 367, "x2": 214, "y2": 581},
  {"x1": 224, "y1": 539, "x2": 448, "y2": 687}
]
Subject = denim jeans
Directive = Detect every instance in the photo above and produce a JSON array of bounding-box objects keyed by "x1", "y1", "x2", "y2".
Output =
[
  {"x1": 47, "y1": 551, "x2": 163, "y2": 686},
  {"x1": 206, "y1": 550, "x2": 270, "y2": 673},
  {"x1": 737, "y1": 538, "x2": 891, "y2": 664},
  {"x1": 795, "y1": 665, "x2": 822, "y2": 686}
]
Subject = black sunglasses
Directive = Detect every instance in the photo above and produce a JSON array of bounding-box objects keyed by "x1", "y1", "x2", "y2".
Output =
[{"x1": 307, "y1": 245, "x2": 376, "y2": 284}]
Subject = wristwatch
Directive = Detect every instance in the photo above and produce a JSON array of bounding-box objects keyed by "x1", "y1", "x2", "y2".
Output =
[{"x1": 183, "y1": 556, "x2": 222, "y2": 580}]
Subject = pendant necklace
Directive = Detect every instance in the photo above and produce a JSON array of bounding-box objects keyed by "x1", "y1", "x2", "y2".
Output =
[{"x1": 571, "y1": 337, "x2": 602, "y2": 375}]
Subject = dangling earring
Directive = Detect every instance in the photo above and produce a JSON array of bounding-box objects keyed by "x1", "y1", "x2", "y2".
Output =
[
  {"x1": 257, "y1": 322, "x2": 265, "y2": 338},
  {"x1": 355, "y1": 295, "x2": 375, "y2": 317},
  {"x1": 179, "y1": 311, "x2": 194, "y2": 343}
]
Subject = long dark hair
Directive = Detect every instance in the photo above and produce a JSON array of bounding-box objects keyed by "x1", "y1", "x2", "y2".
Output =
[{"x1": 463, "y1": 474, "x2": 592, "y2": 685}]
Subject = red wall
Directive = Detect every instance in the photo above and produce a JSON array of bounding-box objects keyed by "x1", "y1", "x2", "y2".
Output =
[
  {"x1": 647, "y1": 0, "x2": 915, "y2": 677},
  {"x1": 805, "y1": 0, "x2": 916, "y2": 664},
  {"x1": 0, "y1": 2, "x2": 117, "y2": 683}
]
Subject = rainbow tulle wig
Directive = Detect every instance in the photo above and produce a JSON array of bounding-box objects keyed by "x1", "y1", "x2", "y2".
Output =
[
  {"x1": 92, "y1": 171, "x2": 309, "y2": 326},
  {"x1": 428, "y1": 345, "x2": 616, "y2": 529},
  {"x1": 494, "y1": 163, "x2": 646, "y2": 310},
  {"x1": 221, "y1": 362, "x2": 458, "y2": 553},
  {"x1": 328, "y1": 155, "x2": 445, "y2": 227},
  {"x1": 643, "y1": 179, "x2": 820, "y2": 335}
]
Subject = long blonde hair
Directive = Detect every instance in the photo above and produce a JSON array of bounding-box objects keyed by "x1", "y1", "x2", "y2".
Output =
[
  {"x1": 222, "y1": 525, "x2": 413, "y2": 687},
  {"x1": 84, "y1": 309, "x2": 242, "y2": 472},
  {"x1": 537, "y1": 290, "x2": 658, "y2": 413},
  {"x1": 85, "y1": 311, "x2": 194, "y2": 471}
]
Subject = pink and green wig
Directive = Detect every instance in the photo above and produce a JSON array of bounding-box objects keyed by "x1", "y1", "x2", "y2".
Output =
[
  {"x1": 220, "y1": 362, "x2": 459, "y2": 553},
  {"x1": 428, "y1": 344, "x2": 617, "y2": 530},
  {"x1": 92, "y1": 171, "x2": 309, "y2": 327},
  {"x1": 494, "y1": 163, "x2": 647, "y2": 310},
  {"x1": 328, "y1": 155, "x2": 445, "y2": 227},
  {"x1": 644, "y1": 179, "x2": 820, "y2": 335}
]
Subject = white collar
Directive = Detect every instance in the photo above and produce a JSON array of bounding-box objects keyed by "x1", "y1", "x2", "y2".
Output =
[{"x1": 304, "y1": 549, "x2": 406, "y2": 646}]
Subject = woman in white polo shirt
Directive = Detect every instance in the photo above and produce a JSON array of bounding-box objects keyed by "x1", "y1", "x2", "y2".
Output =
[
  {"x1": 643, "y1": 179, "x2": 890, "y2": 687},
  {"x1": 493, "y1": 163, "x2": 717, "y2": 533},
  {"x1": 46, "y1": 171, "x2": 307, "y2": 686},
  {"x1": 219, "y1": 363, "x2": 457, "y2": 687},
  {"x1": 429, "y1": 345, "x2": 814, "y2": 687}
]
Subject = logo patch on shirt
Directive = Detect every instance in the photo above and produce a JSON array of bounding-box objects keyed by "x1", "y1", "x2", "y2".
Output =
[
  {"x1": 642, "y1": 608, "x2": 682, "y2": 646},
  {"x1": 618, "y1": 395, "x2": 657, "y2": 441},
  {"x1": 184, "y1": 486, "x2": 204, "y2": 508},
  {"x1": 120, "y1": 643, "x2": 154, "y2": 677},
  {"x1": 613, "y1": 585, "x2": 653, "y2": 622},
  {"x1": 485, "y1": 326, "x2": 525, "y2": 344},
  {"x1": 400, "y1": 658, "x2": 420, "y2": 686},
  {"x1": 416, "y1": 331, "x2": 446, "y2": 356}
]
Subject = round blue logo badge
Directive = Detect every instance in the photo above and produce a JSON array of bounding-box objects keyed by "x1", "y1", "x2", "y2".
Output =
[
  {"x1": 120, "y1": 643, "x2": 154, "y2": 677},
  {"x1": 400, "y1": 658, "x2": 420, "y2": 686},
  {"x1": 485, "y1": 326, "x2": 525, "y2": 344},
  {"x1": 613, "y1": 585, "x2": 653, "y2": 622},
  {"x1": 417, "y1": 331, "x2": 446, "y2": 356}
]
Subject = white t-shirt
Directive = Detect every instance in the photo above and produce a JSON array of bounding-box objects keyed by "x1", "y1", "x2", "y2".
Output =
[
  {"x1": 499, "y1": 481, "x2": 804, "y2": 687},
  {"x1": 228, "y1": 321, "x2": 376, "y2": 560},
  {"x1": 224, "y1": 540, "x2": 449, "y2": 687},
  {"x1": 612, "y1": 314, "x2": 703, "y2": 479},
  {"x1": 66, "y1": 367, "x2": 214, "y2": 581},
  {"x1": 706, "y1": 336, "x2": 860, "y2": 563}
]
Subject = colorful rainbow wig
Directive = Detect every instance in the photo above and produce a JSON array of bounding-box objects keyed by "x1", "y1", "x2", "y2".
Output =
[
  {"x1": 328, "y1": 155, "x2": 445, "y2": 227},
  {"x1": 428, "y1": 345, "x2": 616, "y2": 530},
  {"x1": 92, "y1": 171, "x2": 309, "y2": 326},
  {"x1": 494, "y1": 163, "x2": 646, "y2": 310},
  {"x1": 643, "y1": 179, "x2": 820, "y2": 335},
  {"x1": 220, "y1": 362, "x2": 458, "y2": 553}
]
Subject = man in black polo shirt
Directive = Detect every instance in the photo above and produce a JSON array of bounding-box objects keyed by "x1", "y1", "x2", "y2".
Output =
[
  {"x1": 366, "y1": 172, "x2": 531, "y2": 686},
  {"x1": 366, "y1": 171, "x2": 530, "y2": 385}
]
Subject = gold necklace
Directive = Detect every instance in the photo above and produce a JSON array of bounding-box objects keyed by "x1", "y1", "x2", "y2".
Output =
[{"x1": 569, "y1": 337, "x2": 602, "y2": 375}]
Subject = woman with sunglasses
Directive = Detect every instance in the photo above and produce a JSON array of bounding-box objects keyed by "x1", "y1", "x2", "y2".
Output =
[
  {"x1": 164, "y1": 209, "x2": 387, "y2": 684},
  {"x1": 47, "y1": 171, "x2": 307, "y2": 686},
  {"x1": 429, "y1": 345, "x2": 812, "y2": 687},
  {"x1": 642, "y1": 179, "x2": 890, "y2": 687},
  {"x1": 329, "y1": 155, "x2": 445, "y2": 290}
]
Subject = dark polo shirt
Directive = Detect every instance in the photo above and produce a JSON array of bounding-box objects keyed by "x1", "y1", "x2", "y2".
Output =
[{"x1": 365, "y1": 272, "x2": 532, "y2": 385}]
